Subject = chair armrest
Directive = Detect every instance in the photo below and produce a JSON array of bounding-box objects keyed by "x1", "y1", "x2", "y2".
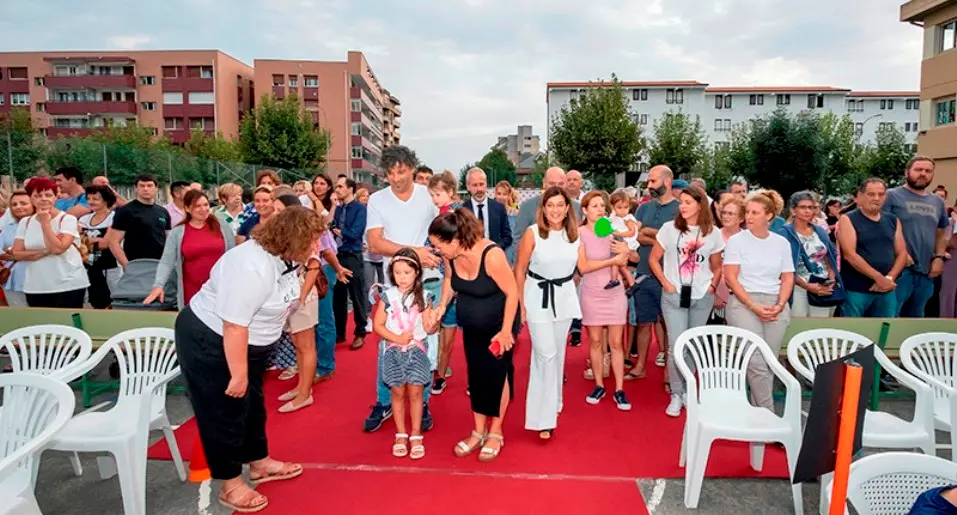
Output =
[{"x1": 58, "y1": 344, "x2": 113, "y2": 381}]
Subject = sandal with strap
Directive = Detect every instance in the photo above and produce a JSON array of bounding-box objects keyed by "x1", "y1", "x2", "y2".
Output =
[
  {"x1": 454, "y1": 431, "x2": 485, "y2": 457},
  {"x1": 248, "y1": 460, "x2": 303, "y2": 486},
  {"x1": 278, "y1": 368, "x2": 298, "y2": 381},
  {"x1": 409, "y1": 435, "x2": 425, "y2": 460},
  {"x1": 479, "y1": 433, "x2": 504, "y2": 462},
  {"x1": 393, "y1": 433, "x2": 409, "y2": 458},
  {"x1": 219, "y1": 483, "x2": 268, "y2": 513}
]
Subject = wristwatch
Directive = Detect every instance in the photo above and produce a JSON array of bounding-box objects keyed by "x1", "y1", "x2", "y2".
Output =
[{"x1": 933, "y1": 254, "x2": 947, "y2": 262}]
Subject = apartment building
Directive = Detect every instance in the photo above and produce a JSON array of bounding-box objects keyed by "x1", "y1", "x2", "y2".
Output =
[
  {"x1": 901, "y1": 0, "x2": 957, "y2": 195},
  {"x1": 494, "y1": 125, "x2": 540, "y2": 165},
  {"x1": 254, "y1": 51, "x2": 399, "y2": 182},
  {"x1": 0, "y1": 50, "x2": 253, "y2": 143},
  {"x1": 546, "y1": 81, "x2": 920, "y2": 173}
]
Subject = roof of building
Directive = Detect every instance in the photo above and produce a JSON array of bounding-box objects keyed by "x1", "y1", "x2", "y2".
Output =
[
  {"x1": 846, "y1": 91, "x2": 920, "y2": 98},
  {"x1": 704, "y1": 86, "x2": 851, "y2": 93},
  {"x1": 547, "y1": 80, "x2": 708, "y2": 89},
  {"x1": 516, "y1": 153, "x2": 540, "y2": 169}
]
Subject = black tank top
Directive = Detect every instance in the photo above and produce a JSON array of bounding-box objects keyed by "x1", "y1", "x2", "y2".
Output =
[
  {"x1": 450, "y1": 244, "x2": 520, "y2": 334},
  {"x1": 840, "y1": 209, "x2": 898, "y2": 293}
]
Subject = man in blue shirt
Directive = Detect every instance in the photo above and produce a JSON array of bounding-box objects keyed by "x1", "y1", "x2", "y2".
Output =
[
  {"x1": 332, "y1": 176, "x2": 369, "y2": 350},
  {"x1": 53, "y1": 167, "x2": 91, "y2": 218}
]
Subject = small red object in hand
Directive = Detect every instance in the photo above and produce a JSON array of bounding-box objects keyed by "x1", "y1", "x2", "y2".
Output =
[{"x1": 489, "y1": 339, "x2": 502, "y2": 357}]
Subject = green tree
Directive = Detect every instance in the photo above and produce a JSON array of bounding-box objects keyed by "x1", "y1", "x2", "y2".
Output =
[
  {"x1": 703, "y1": 143, "x2": 737, "y2": 194},
  {"x1": 648, "y1": 111, "x2": 708, "y2": 180},
  {"x1": 474, "y1": 147, "x2": 516, "y2": 187},
  {"x1": 817, "y1": 113, "x2": 863, "y2": 197},
  {"x1": 0, "y1": 109, "x2": 43, "y2": 180},
  {"x1": 855, "y1": 124, "x2": 910, "y2": 189},
  {"x1": 458, "y1": 162, "x2": 474, "y2": 190},
  {"x1": 239, "y1": 94, "x2": 329, "y2": 171},
  {"x1": 743, "y1": 108, "x2": 830, "y2": 199},
  {"x1": 549, "y1": 75, "x2": 645, "y2": 191}
]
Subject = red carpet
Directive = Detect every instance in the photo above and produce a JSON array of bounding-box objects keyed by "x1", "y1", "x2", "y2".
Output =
[{"x1": 149, "y1": 323, "x2": 789, "y2": 513}]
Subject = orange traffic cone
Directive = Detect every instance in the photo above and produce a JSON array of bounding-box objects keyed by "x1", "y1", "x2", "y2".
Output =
[{"x1": 187, "y1": 438, "x2": 211, "y2": 482}]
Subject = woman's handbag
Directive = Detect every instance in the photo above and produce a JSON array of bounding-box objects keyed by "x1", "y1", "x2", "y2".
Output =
[
  {"x1": 806, "y1": 275, "x2": 847, "y2": 307},
  {"x1": 314, "y1": 267, "x2": 329, "y2": 299}
]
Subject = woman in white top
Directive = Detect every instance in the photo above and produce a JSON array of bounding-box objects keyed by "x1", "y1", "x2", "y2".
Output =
[
  {"x1": 10, "y1": 177, "x2": 89, "y2": 308},
  {"x1": 0, "y1": 190, "x2": 34, "y2": 306},
  {"x1": 175, "y1": 207, "x2": 323, "y2": 512},
  {"x1": 515, "y1": 187, "x2": 583, "y2": 440},
  {"x1": 78, "y1": 184, "x2": 120, "y2": 309},
  {"x1": 723, "y1": 190, "x2": 795, "y2": 411},
  {"x1": 649, "y1": 186, "x2": 725, "y2": 418}
]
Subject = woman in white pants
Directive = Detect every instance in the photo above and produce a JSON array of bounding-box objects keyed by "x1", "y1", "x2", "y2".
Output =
[
  {"x1": 515, "y1": 187, "x2": 582, "y2": 440},
  {"x1": 723, "y1": 191, "x2": 795, "y2": 411}
]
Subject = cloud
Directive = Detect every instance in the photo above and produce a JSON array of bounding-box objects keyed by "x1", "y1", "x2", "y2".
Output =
[
  {"x1": 106, "y1": 35, "x2": 152, "y2": 50},
  {"x1": 0, "y1": 0, "x2": 923, "y2": 171}
]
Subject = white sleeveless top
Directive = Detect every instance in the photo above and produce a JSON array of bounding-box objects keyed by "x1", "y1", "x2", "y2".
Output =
[{"x1": 523, "y1": 224, "x2": 582, "y2": 323}]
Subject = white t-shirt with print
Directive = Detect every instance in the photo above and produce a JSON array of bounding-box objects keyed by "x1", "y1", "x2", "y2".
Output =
[
  {"x1": 190, "y1": 240, "x2": 301, "y2": 346},
  {"x1": 655, "y1": 221, "x2": 725, "y2": 300},
  {"x1": 723, "y1": 230, "x2": 794, "y2": 295},
  {"x1": 366, "y1": 183, "x2": 439, "y2": 284},
  {"x1": 15, "y1": 212, "x2": 90, "y2": 294}
]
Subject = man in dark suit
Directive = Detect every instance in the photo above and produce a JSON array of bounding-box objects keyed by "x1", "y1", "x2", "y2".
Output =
[{"x1": 460, "y1": 167, "x2": 513, "y2": 249}]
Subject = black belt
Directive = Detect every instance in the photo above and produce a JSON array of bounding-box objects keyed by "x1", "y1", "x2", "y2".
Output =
[
  {"x1": 527, "y1": 269, "x2": 576, "y2": 318},
  {"x1": 424, "y1": 278, "x2": 441, "y2": 285}
]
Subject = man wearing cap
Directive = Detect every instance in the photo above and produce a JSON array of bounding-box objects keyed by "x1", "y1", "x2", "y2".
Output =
[{"x1": 671, "y1": 179, "x2": 689, "y2": 198}]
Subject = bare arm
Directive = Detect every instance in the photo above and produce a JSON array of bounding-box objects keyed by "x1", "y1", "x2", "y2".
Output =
[
  {"x1": 936, "y1": 227, "x2": 948, "y2": 256},
  {"x1": 222, "y1": 321, "x2": 249, "y2": 385},
  {"x1": 65, "y1": 204, "x2": 92, "y2": 219},
  {"x1": 638, "y1": 226, "x2": 659, "y2": 247},
  {"x1": 485, "y1": 247, "x2": 519, "y2": 339},
  {"x1": 708, "y1": 252, "x2": 723, "y2": 291},
  {"x1": 777, "y1": 272, "x2": 795, "y2": 308},
  {"x1": 836, "y1": 214, "x2": 887, "y2": 283},
  {"x1": 648, "y1": 241, "x2": 672, "y2": 291},
  {"x1": 614, "y1": 219, "x2": 638, "y2": 239},
  {"x1": 723, "y1": 264, "x2": 757, "y2": 309},
  {"x1": 107, "y1": 228, "x2": 129, "y2": 268},
  {"x1": 10, "y1": 238, "x2": 48, "y2": 261},
  {"x1": 577, "y1": 242, "x2": 627, "y2": 274},
  {"x1": 889, "y1": 220, "x2": 909, "y2": 278},
  {"x1": 40, "y1": 218, "x2": 74, "y2": 255},
  {"x1": 367, "y1": 227, "x2": 440, "y2": 268}
]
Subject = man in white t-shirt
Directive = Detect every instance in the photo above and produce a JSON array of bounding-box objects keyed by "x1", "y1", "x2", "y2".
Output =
[{"x1": 363, "y1": 145, "x2": 440, "y2": 433}]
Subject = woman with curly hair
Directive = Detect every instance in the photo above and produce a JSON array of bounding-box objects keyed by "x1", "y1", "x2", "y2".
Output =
[{"x1": 175, "y1": 206, "x2": 323, "y2": 513}]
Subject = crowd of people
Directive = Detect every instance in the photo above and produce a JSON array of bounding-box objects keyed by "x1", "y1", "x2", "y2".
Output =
[{"x1": 0, "y1": 148, "x2": 954, "y2": 512}]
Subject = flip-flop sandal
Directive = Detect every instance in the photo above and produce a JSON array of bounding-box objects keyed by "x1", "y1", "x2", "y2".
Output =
[
  {"x1": 624, "y1": 370, "x2": 646, "y2": 381},
  {"x1": 219, "y1": 485, "x2": 268, "y2": 513},
  {"x1": 409, "y1": 435, "x2": 425, "y2": 460},
  {"x1": 248, "y1": 461, "x2": 303, "y2": 486},
  {"x1": 454, "y1": 431, "x2": 485, "y2": 457}
]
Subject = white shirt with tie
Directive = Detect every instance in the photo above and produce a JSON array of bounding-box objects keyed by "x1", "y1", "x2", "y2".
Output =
[{"x1": 470, "y1": 197, "x2": 491, "y2": 238}]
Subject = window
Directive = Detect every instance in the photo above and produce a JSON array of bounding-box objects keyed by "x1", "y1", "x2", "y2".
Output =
[
  {"x1": 162, "y1": 66, "x2": 179, "y2": 79},
  {"x1": 749, "y1": 94, "x2": 765, "y2": 106},
  {"x1": 640, "y1": 114, "x2": 648, "y2": 125},
  {"x1": 714, "y1": 119, "x2": 721, "y2": 131},
  {"x1": 351, "y1": 99, "x2": 361, "y2": 112},
  {"x1": 288, "y1": 76, "x2": 298, "y2": 88},
  {"x1": 905, "y1": 122, "x2": 911, "y2": 132},
  {"x1": 724, "y1": 95, "x2": 732, "y2": 109},
  {"x1": 140, "y1": 76, "x2": 156, "y2": 86},
  {"x1": 141, "y1": 102, "x2": 157, "y2": 111},
  {"x1": 666, "y1": 88, "x2": 684, "y2": 104},
  {"x1": 36, "y1": 103, "x2": 44, "y2": 112},
  {"x1": 939, "y1": 20, "x2": 956, "y2": 53},
  {"x1": 906, "y1": 144, "x2": 918, "y2": 153},
  {"x1": 807, "y1": 94, "x2": 824, "y2": 109},
  {"x1": 887, "y1": 99, "x2": 894, "y2": 110},
  {"x1": 304, "y1": 75, "x2": 318, "y2": 87},
  {"x1": 54, "y1": 65, "x2": 78, "y2": 76},
  {"x1": 303, "y1": 99, "x2": 318, "y2": 109},
  {"x1": 855, "y1": 122, "x2": 863, "y2": 135},
  {"x1": 352, "y1": 147, "x2": 363, "y2": 159},
  {"x1": 164, "y1": 118, "x2": 184, "y2": 130},
  {"x1": 162, "y1": 92, "x2": 183, "y2": 104},
  {"x1": 847, "y1": 99, "x2": 864, "y2": 112},
  {"x1": 7, "y1": 67, "x2": 27, "y2": 80},
  {"x1": 714, "y1": 95, "x2": 723, "y2": 109},
  {"x1": 632, "y1": 88, "x2": 647, "y2": 101},
  {"x1": 713, "y1": 119, "x2": 732, "y2": 132},
  {"x1": 933, "y1": 96, "x2": 956, "y2": 126},
  {"x1": 906, "y1": 99, "x2": 918, "y2": 110},
  {"x1": 272, "y1": 74, "x2": 284, "y2": 86},
  {"x1": 351, "y1": 123, "x2": 361, "y2": 136},
  {"x1": 200, "y1": 66, "x2": 213, "y2": 79},
  {"x1": 34, "y1": 77, "x2": 43, "y2": 86},
  {"x1": 188, "y1": 92, "x2": 215, "y2": 104},
  {"x1": 776, "y1": 94, "x2": 791, "y2": 106},
  {"x1": 0, "y1": 94, "x2": 3, "y2": 105},
  {"x1": 10, "y1": 93, "x2": 29, "y2": 106},
  {"x1": 189, "y1": 117, "x2": 214, "y2": 130}
]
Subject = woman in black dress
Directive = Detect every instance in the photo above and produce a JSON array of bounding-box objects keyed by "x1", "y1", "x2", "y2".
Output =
[{"x1": 429, "y1": 209, "x2": 520, "y2": 462}]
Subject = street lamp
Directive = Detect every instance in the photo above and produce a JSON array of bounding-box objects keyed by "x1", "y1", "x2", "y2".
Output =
[{"x1": 858, "y1": 113, "x2": 883, "y2": 143}]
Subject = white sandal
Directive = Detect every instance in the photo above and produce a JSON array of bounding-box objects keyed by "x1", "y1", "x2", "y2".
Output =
[
  {"x1": 478, "y1": 433, "x2": 504, "y2": 462},
  {"x1": 454, "y1": 431, "x2": 485, "y2": 457},
  {"x1": 392, "y1": 433, "x2": 409, "y2": 458},
  {"x1": 409, "y1": 435, "x2": 425, "y2": 460}
]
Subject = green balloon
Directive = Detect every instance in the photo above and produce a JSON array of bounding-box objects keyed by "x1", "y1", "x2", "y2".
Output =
[{"x1": 594, "y1": 217, "x2": 614, "y2": 237}]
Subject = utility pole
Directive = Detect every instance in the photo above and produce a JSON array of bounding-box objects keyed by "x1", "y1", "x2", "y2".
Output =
[{"x1": 6, "y1": 131, "x2": 13, "y2": 177}]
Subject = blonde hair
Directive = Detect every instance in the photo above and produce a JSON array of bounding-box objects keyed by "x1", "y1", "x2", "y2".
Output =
[
  {"x1": 494, "y1": 180, "x2": 519, "y2": 209},
  {"x1": 216, "y1": 182, "x2": 242, "y2": 204},
  {"x1": 751, "y1": 189, "x2": 784, "y2": 216}
]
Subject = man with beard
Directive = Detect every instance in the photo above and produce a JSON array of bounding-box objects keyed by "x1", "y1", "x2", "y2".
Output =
[
  {"x1": 882, "y1": 156, "x2": 950, "y2": 317},
  {"x1": 629, "y1": 165, "x2": 678, "y2": 380}
]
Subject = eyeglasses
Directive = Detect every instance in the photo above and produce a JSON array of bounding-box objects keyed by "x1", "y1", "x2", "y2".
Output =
[
  {"x1": 794, "y1": 205, "x2": 816, "y2": 210},
  {"x1": 720, "y1": 211, "x2": 739, "y2": 216}
]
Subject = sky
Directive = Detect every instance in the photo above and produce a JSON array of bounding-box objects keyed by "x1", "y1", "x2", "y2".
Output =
[{"x1": 0, "y1": 0, "x2": 922, "y2": 171}]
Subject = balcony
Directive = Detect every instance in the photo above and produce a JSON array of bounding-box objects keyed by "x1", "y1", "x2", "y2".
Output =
[
  {"x1": 162, "y1": 77, "x2": 214, "y2": 93},
  {"x1": 351, "y1": 158, "x2": 379, "y2": 173},
  {"x1": 272, "y1": 85, "x2": 285, "y2": 99},
  {"x1": 45, "y1": 101, "x2": 137, "y2": 116},
  {"x1": 44, "y1": 74, "x2": 136, "y2": 90},
  {"x1": 46, "y1": 127, "x2": 92, "y2": 139},
  {"x1": 901, "y1": 0, "x2": 954, "y2": 21},
  {"x1": 162, "y1": 104, "x2": 215, "y2": 118},
  {"x1": 301, "y1": 88, "x2": 318, "y2": 100},
  {"x1": 165, "y1": 128, "x2": 214, "y2": 144}
]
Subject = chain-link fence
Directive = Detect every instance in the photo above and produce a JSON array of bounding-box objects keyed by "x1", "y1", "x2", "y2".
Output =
[{"x1": 0, "y1": 130, "x2": 324, "y2": 189}]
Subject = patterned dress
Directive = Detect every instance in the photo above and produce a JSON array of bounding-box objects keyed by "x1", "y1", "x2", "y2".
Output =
[{"x1": 379, "y1": 286, "x2": 434, "y2": 387}]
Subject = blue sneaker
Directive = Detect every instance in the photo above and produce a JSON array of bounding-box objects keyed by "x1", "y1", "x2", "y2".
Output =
[
  {"x1": 363, "y1": 404, "x2": 392, "y2": 433},
  {"x1": 586, "y1": 386, "x2": 606, "y2": 405},
  {"x1": 422, "y1": 404, "x2": 434, "y2": 432},
  {"x1": 614, "y1": 390, "x2": 632, "y2": 411}
]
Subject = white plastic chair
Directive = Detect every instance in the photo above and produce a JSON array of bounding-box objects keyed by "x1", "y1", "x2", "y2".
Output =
[
  {"x1": 824, "y1": 451, "x2": 957, "y2": 515},
  {"x1": 44, "y1": 328, "x2": 181, "y2": 515},
  {"x1": 899, "y1": 332, "x2": 957, "y2": 461},
  {"x1": 675, "y1": 325, "x2": 804, "y2": 514},
  {"x1": 0, "y1": 373, "x2": 76, "y2": 515},
  {"x1": 787, "y1": 329, "x2": 937, "y2": 514}
]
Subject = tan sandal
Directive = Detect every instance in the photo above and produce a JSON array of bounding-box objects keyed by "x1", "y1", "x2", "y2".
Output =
[
  {"x1": 278, "y1": 395, "x2": 313, "y2": 413},
  {"x1": 454, "y1": 431, "x2": 485, "y2": 457},
  {"x1": 409, "y1": 435, "x2": 425, "y2": 460},
  {"x1": 219, "y1": 484, "x2": 268, "y2": 513},
  {"x1": 479, "y1": 433, "x2": 504, "y2": 462},
  {"x1": 248, "y1": 461, "x2": 303, "y2": 486},
  {"x1": 278, "y1": 368, "x2": 298, "y2": 381},
  {"x1": 393, "y1": 433, "x2": 409, "y2": 458}
]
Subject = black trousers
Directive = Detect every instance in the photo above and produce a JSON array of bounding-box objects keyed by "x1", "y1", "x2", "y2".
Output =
[
  {"x1": 26, "y1": 288, "x2": 86, "y2": 309},
  {"x1": 333, "y1": 252, "x2": 368, "y2": 340},
  {"x1": 86, "y1": 266, "x2": 112, "y2": 309},
  {"x1": 175, "y1": 307, "x2": 274, "y2": 480}
]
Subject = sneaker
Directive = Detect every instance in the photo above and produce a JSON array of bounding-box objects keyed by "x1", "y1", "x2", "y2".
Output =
[
  {"x1": 586, "y1": 386, "x2": 606, "y2": 405},
  {"x1": 569, "y1": 331, "x2": 582, "y2": 347},
  {"x1": 363, "y1": 404, "x2": 393, "y2": 433},
  {"x1": 604, "y1": 280, "x2": 621, "y2": 290},
  {"x1": 614, "y1": 390, "x2": 632, "y2": 411},
  {"x1": 422, "y1": 405, "x2": 434, "y2": 432},
  {"x1": 625, "y1": 282, "x2": 641, "y2": 298},
  {"x1": 655, "y1": 352, "x2": 666, "y2": 367},
  {"x1": 365, "y1": 319, "x2": 373, "y2": 333},
  {"x1": 431, "y1": 378, "x2": 447, "y2": 395},
  {"x1": 665, "y1": 394, "x2": 685, "y2": 417}
]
